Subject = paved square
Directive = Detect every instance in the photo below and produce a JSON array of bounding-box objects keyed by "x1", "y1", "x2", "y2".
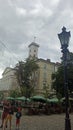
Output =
[{"x1": 4, "y1": 113, "x2": 73, "y2": 130}]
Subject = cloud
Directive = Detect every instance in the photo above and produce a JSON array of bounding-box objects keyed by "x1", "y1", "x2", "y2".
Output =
[
  {"x1": 0, "y1": 0, "x2": 73, "y2": 77},
  {"x1": 16, "y1": 7, "x2": 26, "y2": 16}
]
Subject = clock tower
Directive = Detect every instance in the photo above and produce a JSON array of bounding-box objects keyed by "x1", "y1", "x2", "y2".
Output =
[{"x1": 28, "y1": 42, "x2": 39, "y2": 59}]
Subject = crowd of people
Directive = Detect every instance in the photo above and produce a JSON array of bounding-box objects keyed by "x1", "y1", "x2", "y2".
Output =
[{"x1": 0, "y1": 100, "x2": 22, "y2": 130}]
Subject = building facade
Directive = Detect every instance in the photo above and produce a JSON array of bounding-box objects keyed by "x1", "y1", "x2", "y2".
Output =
[
  {"x1": 28, "y1": 42, "x2": 59, "y2": 95},
  {"x1": 0, "y1": 42, "x2": 60, "y2": 97},
  {"x1": 0, "y1": 67, "x2": 20, "y2": 97},
  {"x1": 29, "y1": 58, "x2": 59, "y2": 95},
  {"x1": 28, "y1": 42, "x2": 39, "y2": 59}
]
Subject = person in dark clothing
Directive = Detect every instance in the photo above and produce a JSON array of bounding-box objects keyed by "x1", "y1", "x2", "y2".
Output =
[
  {"x1": 15, "y1": 107, "x2": 22, "y2": 130},
  {"x1": 5, "y1": 102, "x2": 14, "y2": 130},
  {"x1": 0, "y1": 100, "x2": 9, "y2": 129}
]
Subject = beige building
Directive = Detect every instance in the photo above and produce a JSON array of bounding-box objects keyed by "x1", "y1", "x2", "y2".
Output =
[
  {"x1": 29, "y1": 58, "x2": 59, "y2": 95},
  {"x1": 28, "y1": 42, "x2": 39, "y2": 60},
  {"x1": 28, "y1": 42, "x2": 59, "y2": 95},
  {"x1": 0, "y1": 42, "x2": 59, "y2": 96},
  {"x1": 0, "y1": 67, "x2": 20, "y2": 97}
]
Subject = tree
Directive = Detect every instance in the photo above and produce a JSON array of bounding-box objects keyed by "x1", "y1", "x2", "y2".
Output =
[
  {"x1": 52, "y1": 66, "x2": 64, "y2": 97},
  {"x1": 43, "y1": 84, "x2": 50, "y2": 99},
  {"x1": 15, "y1": 58, "x2": 39, "y2": 97},
  {"x1": 0, "y1": 92, "x2": 4, "y2": 100},
  {"x1": 52, "y1": 62, "x2": 73, "y2": 97},
  {"x1": 9, "y1": 89, "x2": 21, "y2": 98},
  {"x1": 15, "y1": 61, "x2": 25, "y2": 87}
]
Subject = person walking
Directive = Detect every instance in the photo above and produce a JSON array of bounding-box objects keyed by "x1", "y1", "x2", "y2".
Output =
[
  {"x1": 0, "y1": 100, "x2": 9, "y2": 129},
  {"x1": 15, "y1": 107, "x2": 22, "y2": 130},
  {"x1": 4, "y1": 102, "x2": 14, "y2": 130}
]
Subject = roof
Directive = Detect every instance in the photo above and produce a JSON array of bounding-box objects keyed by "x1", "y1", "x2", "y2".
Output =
[
  {"x1": 28, "y1": 42, "x2": 39, "y2": 47},
  {"x1": 2, "y1": 67, "x2": 15, "y2": 76},
  {"x1": 0, "y1": 67, "x2": 17, "y2": 91},
  {"x1": 37, "y1": 58, "x2": 60, "y2": 66}
]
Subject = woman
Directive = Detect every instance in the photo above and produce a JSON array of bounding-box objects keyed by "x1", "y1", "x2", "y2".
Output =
[
  {"x1": 0, "y1": 100, "x2": 9, "y2": 130},
  {"x1": 3, "y1": 102, "x2": 14, "y2": 130}
]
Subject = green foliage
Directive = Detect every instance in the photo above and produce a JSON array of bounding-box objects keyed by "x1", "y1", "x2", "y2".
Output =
[
  {"x1": 20, "y1": 85, "x2": 34, "y2": 98},
  {"x1": 43, "y1": 84, "x2": 50, "y2": 98},
  {"x1": 52, "y1": 63, "x2": 73, "y2": 97},
  {"x1": 23, "y1": 59, "x2": 39, "y2": 89},
  {"x1": 15, "y1": 58, "x2": 39, "y2": 97},
  {"x1": 9, "y1": 89, "x2": 21, "y2": 98},
  {"x1": 67, "y1": 63, "x2": 73, "y2": 93},
  {"x1": 0, "y1": 92, "x2": 4, "y2": 100},
  {"x1": 15, "y1": 61, "x2": 25, "y2": 87}
]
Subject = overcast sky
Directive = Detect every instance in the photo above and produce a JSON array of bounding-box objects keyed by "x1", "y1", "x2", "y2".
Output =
[{"x1": 0, "y1": 0, "x2": 73, "y2": 78}]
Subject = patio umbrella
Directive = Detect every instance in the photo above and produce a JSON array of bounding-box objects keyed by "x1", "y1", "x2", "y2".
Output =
[
  {"x1": 61, "y1": 97, "x2": 73, "y2": 102},
  {"x1": 6, "y1": 97, "x2": 15, "y2": 100},
  {"x1": 15, "y1": 96, "x2": 26, "y2": 101},
  {"x1": 30, "y1": 95, "x2": 46, "y2": 102},
  {"x1": 48, "y1": 97, "x2": 59, "y2": 103},
  {"x1": 15, "y1": 96, "x2": 30, "y2": 102},
  {"x1": 46, "y1": 98, "x2": 50, "y2": 103}
]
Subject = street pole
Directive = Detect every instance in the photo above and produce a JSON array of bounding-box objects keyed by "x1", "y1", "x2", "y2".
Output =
[
  {"x1": 58, "y1": 27, "x2": 71, "y2": 130},
  {"x1": 62, "y1": 46, "x2": 71, "y2": 130}
]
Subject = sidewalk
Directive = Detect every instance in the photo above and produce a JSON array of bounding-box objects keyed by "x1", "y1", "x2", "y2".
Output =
[{"x1": 0, "y1": 112, "x2": 73, "y2": 130}]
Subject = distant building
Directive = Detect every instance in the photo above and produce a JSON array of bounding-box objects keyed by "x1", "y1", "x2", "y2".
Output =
[
  {"x1": 36, "y1": 59, "x2": 59, "y2": 94},
  {"x1": 0, "y1": 67, "x2": 20, "y2": 97},
  {"x1": 28, "y1": 42, "x2": 60, "y2": 95},
  {"x1": 0, "y1": 41, "x2": 60, "y2": 97},
  {"x1": 28, "y1": 58, "x2": 59, "y2": 95},
  {"x1": 28, "y1": 42, "x2": 39, "y2": 60}
]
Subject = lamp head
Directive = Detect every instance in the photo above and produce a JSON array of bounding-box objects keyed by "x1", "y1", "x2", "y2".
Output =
[{"x1": 58, "y1": 27, "x2": 71, "y2": 48}]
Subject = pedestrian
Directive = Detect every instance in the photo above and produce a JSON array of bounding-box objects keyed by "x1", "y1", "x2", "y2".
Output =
[
  {"x1": 4, "y1": 102, "x2": 14, "y2": 130},
  {"x1": 0, "y1": 100, "x2": 9, "y2": 130},
  {"x1": 15, "y1": 107, "x2": 22, "y2": 130}
]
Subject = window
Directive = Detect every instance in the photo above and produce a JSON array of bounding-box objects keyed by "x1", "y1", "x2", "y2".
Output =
[
  {"x1": 34, "y1": 50, "x2": 36, "y2": 52},
  {"x1": 44, "y1": 64, "x2": 47, "y2": 69}
]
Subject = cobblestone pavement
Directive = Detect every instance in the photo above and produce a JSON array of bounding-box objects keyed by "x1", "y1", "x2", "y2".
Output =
[{"x1": 0, "y1": 113, "x2": 73, "y2": 130}]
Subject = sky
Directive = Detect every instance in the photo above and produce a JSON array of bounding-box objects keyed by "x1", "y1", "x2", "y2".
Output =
[{"x1": 0, "y1": 0, "x2": 73, "y2": 78}]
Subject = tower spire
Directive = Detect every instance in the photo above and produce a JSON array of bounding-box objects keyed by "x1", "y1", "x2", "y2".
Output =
[
  {"x1": 34, "y1": 36, "x2": 36, "y2": 42},
  {"x1": 28, "y1": 38, "x2": 39, "y2": 60}
]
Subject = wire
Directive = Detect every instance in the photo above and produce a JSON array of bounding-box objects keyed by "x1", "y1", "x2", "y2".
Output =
[{"x1": 0, "y1": 39, "x2": 26, "y2": 62}]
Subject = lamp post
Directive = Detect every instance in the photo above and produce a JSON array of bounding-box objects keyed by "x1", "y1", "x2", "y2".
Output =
[{"x1": 58, "y1": 27, "x2": 71, "y2": 130}]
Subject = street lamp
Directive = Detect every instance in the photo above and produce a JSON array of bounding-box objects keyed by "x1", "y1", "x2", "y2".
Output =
[{"x1": 58, "y1": 27, "x2": 71, "y2": 130}]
